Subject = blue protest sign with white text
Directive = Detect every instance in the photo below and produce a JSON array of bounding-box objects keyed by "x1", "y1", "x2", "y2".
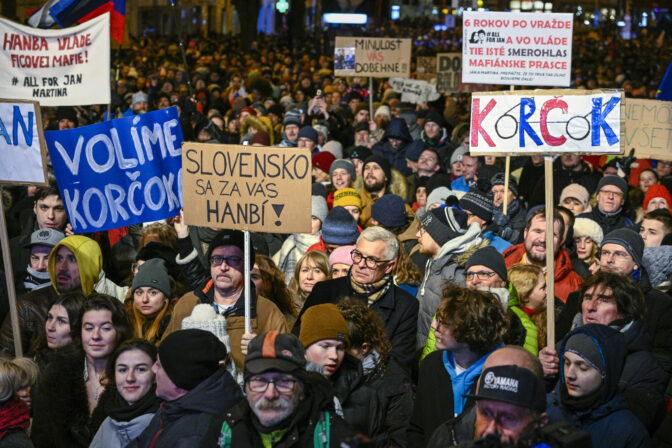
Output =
[{"x1": 46, "y1": 107, "x2": 183, "y2": 232}]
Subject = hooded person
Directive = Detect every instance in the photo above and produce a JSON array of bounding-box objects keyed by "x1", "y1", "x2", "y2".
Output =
[
  {"x1": 273, "y1": 196, "x2": 328, "y2": 284},
  {"x1": 414, "y1": 205, "x2": 486, "y2": 348},
  {"x1": 371, "y1": 117, "x2": 414, "y2": 176},
  {"x1": 417, "y1": 110, "x2": 453, "y2": 167},
  {"x1": 21, "y1": 228, "x2": 65, "y2": 294},
  {"x1": 546, "y1": 324, "x2": 650, "y2": 448},
  {"x1": 127, "y1": 329, "x2": 243, "y2": 448},
  {"x1": 0, "y1": 235, "x2": 104, "y2": 357}
]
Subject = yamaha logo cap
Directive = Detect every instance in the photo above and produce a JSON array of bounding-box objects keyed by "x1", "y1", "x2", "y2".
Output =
[{"x1": 465, "y1": 365, "x2": 546, "y2": 413}]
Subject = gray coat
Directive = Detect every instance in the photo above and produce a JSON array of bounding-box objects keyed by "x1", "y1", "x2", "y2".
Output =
[
  {"x1": 415, "y1": 224, "x2": 485, "y2": 348},
  {"x1": 89, "y1": 413, "x2": 154, "y2": 448}
]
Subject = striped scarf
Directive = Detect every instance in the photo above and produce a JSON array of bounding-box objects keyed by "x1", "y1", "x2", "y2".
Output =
[{"x1": 350, "y1": 273, "x2": 392, "y2": 306}]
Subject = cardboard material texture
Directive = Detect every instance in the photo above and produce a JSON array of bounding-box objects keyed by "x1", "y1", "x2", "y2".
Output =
[
  {"x1": 436, "y1": 53, "x2": 462, "y2": 93},
  {"x1": 623, "y1": 98, "x2": 672, "y2": 161},
  {"x1": 182, "y1": 143, "x2": 312, "y2": 234},
  {"x1": 0, "y1": 99, "x2": 48, "y2": 186},
  {"x1": 416, "y1": 56, "x2": 437, "y2": 81},
  {"x1": 334, "y1": 37, "x2": 412, "y2": 78},
  {"x1": 468, "y1": 89, "x2": 625, "y2": 156}
]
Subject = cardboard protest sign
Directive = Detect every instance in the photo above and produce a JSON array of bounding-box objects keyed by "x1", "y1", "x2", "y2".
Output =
[
  {"x1": 462, "y1": 11, "x2": 573, "y2": 87},
  {"x1": 624, "y1": 99, "x2": 672, "y2": 161},
  {"x1": 0, "y1": 14, "x2": 110, "y2": 106},
  {"x1": 334, "y1": 37, "x2": 411, "y2": 78},
  {"x1": 0, "y1": 99, "x2": 48, "y2": 185},
  {"x1": 416, "y1": 56, "x2": 437, "y2": 81},
  {"x1": 436, "y1": 53, "x2": 462, "y2": 93},
  {"x1": 469, "y1": 89, "x2": 625, "y2": 156},
  {"x1": 46, "y1": 107, "x2": 183, "y2": 232},
  {"x1": 389, "y1": 78, "x2": 440, "y2": 104},
  {"x1": 182, "y1": 143, "x2": 312, "y2": 234}
]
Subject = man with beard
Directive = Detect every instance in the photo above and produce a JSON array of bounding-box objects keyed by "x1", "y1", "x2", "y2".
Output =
[
  {"x1": 502, "y1": 208, "x2": 582, "y2": 302},
  {"x1": 203, "y1": 331, "x2": 361, "y2": 447},
  {"x1": 358, "y1": 155, "x2": 393, "y2": 227}
]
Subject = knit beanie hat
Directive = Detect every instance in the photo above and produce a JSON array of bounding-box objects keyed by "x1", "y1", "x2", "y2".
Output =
[
  {"x1": 424, "y1": 110, "x2": 444, "y2": 127},
  {"x1": 573, "y1": 218, "x2": 604, "y2": 246},
  {"x1": 132, "y1": 91, "x2": 149, "y2": 106},
  {"x1": 313, "y1": 124, "x2": 328, "y2": 141},
  {"x1": 363, "y1": 155, "x2": 392, "y2": 185},
  {"x1": 375, "y1": 105, "x2": 391, "y2": 118},
  {"x1": 312, "y1": 195, "x2": 328, "y2": 223},
  {"x1": 601, "y1": 228, "x2": 644, "y2": 268},
  {"x1": 321, "y1": 206, "x2": 360, "y2": 245},
  {"x1": 132, "y1": 258, "x2": 172, "y2": 298},
  {"x1": 450, "y1": 146, "x2": 468, "y2": 166},
  {"x1": 330, "y1": 159, "x2": 356, "y2": 182},
  {"x1": 298, "y1": 126, "x2": 319, "y2": 145},
  {"x1": 299, "y1": 303, "x2": 349, "y2": 348},
  {"x1": 283, "y1": 108, "x2": 302, "y2": 127},
  {"x1": 333, "y1": 188, "x2": 362, "y2": 209},
  {"x1": 348, "y1": 146, "x2": 372, "y2": 162},
  {"x1": 312, "y1": 151, "x2": 336, "y2": 173},
  {"x1": 158, "y1": 329, "x2": 228, "y2": 390},
  {"x1": 371, "y1": 194, "x2": 406, "y2": 227},
  {"x1": 643, "y1": 184, "x2": 672, "y2": 211},
  {"x1": 564, "y1": 332, "x2": 605, "y2": 376},
  {"x1": 405, "y1": 140, "x2": 426, "y2": 163},
  {"x1": 465, "y1": 246, "x2": 508, "y2": 282},
  {"x1": 354, "y1": 122, "x2": 369, "y2": 133},
  {"x1": 322, "y1": 140, "x2": 344, "y2": 159},
  {"x1": 249, "y1": 130, "x2": 270, "y2": 146},
  {"x1": 460, "y1": 190, "x2": 494, "y2": 223},
  {"x1": 426, "y1": 187, "x2": 456, "y2": 208},
  {"x1": 598, "y1": 175, "x2": 628, "y2": 196},
  {"x1": 181, "y1": 304, "x2": 230, "y2": 356},
  {"x1": 560, "y1": 184, "x2": 592, "y2": 212},
  {"x1": 490, "y1": 172, "x2": 519, "y2": 198},
  {"x1": 421, "y1": 206, "x2": 468, "y2": 246},
  {"x1": 328, "y1": 245, "x2": 355, "y2": 267}
]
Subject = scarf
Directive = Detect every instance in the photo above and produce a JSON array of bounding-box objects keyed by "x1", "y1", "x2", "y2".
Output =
[
  {"x1": 107, "y1": 385, "x2": 161, "y2": 423},
  {"x1": 350, "y1": 273, "x2": 392, "y2": 306},
  {"x1": 0, "y1": 399, "x2": 30, "y2": 441},
  {"x1": 23, "y1": 266, "x2": 51, "y2": 291},
  {"x1": 559, "y1": 381, "x2": 605, "y2": 411}
]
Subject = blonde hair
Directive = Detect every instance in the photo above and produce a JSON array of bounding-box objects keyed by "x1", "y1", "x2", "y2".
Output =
[
  {"x1": 508, "y1": 264, "x2": 543, "y2": 303},
  {"x1": 0, "y1": 358, "x2": 38, "y2": 403},
  {"x1": 289, "y1": 251, "x2": 330, "y2": 299},
  {"x1": 126, "y1": 295, "x2": 172, "y2": 345},
  {"x1": 138, "y1": 223, "x2": 178, "y2": 250}
]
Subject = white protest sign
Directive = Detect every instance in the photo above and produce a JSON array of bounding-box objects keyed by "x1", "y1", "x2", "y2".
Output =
[
  {"x1": 334, "y1": 37, "x2": 412, "y2": 78},
  {"x1": 0, "y1": 99, "x2": 47, "y2": 185},
  {"x1": 0, "y1": 14, "x2": 110, "y2": 106},
  {"x1": 462, "y1": 11, "x2": 573, "y2": 87},
  {"x1": 469, "y1": 89, "x2": 624, "y2": 156},
  {"x1": 389, "y1": 78, "x2": 441, "y2": 104}
]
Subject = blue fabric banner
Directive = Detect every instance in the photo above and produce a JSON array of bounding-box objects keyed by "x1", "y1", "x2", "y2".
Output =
[{"x1": 46, "y1": 107, "x2": 183, "y2": 232}]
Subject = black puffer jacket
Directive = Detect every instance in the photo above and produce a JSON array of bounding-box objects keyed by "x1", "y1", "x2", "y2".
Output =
[
  {"x1": 127, "y1": 367, "x2": 242, "y2": 448},
  {"x1": 201, "y1": 372, "x2": 362, "y2": 447}
]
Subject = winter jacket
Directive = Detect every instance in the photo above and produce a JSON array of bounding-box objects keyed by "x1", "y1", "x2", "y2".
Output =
[
  {"x1": 371, "y1": 118, "x2": 414, "y2": 176},
  {"x1": 481, "y1": 230, "x2": 512, "y2": 253},
  {"x1": 164, "y1": 281, "x2": 288, "y2": 371},
  {"x1": 31, "y1": 346, "x2": 112, "y2": 448},
  {"x1": 0, "y1": 236, "x2": 103, "y2": 357},
  {"x1": 546, "y1": 324, "x2": 651, "y2": 448},
  {"x1": 578, "y1": 207, "x2": 634, "y2": 236},
  {"x1": 502, "y1": 244, "x2": 583, "y2": 303},
  {"x1": 418, "y1": 129, "x2": 454, "y2": 168},
  {"x1": 508, "y1": 283, "x2": 539, "y2": 355},
  {"x1": 293, "y1": 275, "x2": 419, "y2": 369},
  {"x1": 128, "y1": 367, "x2": 242, "y2": 448},
  {"x1": 407, "y1": 350, "x2": 488, "y2": 447},
  {"x1": 272, "y1": 232, "x2": 320, "y2": 284},
  {"x1": 416, "y1": 225, "x2": 485, "y2": 348},
  {"x1": 201, "y1": 372, "x2": 362, "y2": 448},
  {"x1": 332, "y1": 354, "x2": 383, "y2": 442},
  {"x1": 89, "y1": 413, "x2": 155, "y2": 448},
  {"x1": 425, "y1": 405, "x2": 476, "y2": 447},
  {"x1": 450, "y1": 176, "x2": 474, "y2": 193},
  {"x1": 529, "y1": 159, "x2": 600, "y2": 207}
]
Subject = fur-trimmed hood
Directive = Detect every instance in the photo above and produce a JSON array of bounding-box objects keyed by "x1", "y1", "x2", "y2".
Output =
[{"x1": 353, "y1": 168, "x2": 409, "y2": 204}]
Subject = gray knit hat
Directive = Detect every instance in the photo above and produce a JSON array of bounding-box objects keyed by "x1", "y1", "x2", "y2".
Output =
[
  {"x1": 460, "y1": 190, "x2": 493, "y2": 223},
  {"x1": 598, "y1": 175, "x2": 628, "y2": 196},
  {"x1": 421, "y1": 206, "x2": 468, "y2": 246},
  {"x1": 311, "y1": 195, "x2": 328, "y2": 224},
  {"x1": 601, "y1": 228, "x2": 644, "y2": 268},
  {"x1": 329, "y1": 159, "x2": 356, "y2": 183},
  {"x1": 565, "y1": 332, "x2": 605, "y2": 375},
  {"x1": 490, "y1": 172, "x2": 518, "y2": 198},
  {"x1": 132, "y1": 258, "x2": 172, "y2": 298}
]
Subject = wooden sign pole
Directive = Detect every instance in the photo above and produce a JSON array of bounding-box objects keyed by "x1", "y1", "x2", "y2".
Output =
[
  {"x1": 544, "y1": 157, "x2": 555, "y2": 347},
  {"x1": 244, "y1": 229, "x2": 251, "y2": 335},
  {"x1": 369, "y1": 77, "x2": 374, "y2": 120},
  {"x1": 0, "y1": 188, "x2": 23, "y2": 357},
  {"x1": 503, "y1": 85, "x2": 514, "y2": 216}
]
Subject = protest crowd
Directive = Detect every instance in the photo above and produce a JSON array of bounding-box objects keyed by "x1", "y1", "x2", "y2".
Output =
[{"x1": 1, "y1": 11, "x2": 672, "y2": 448}]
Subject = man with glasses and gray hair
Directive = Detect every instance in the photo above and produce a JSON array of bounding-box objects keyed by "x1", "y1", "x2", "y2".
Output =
[
  {"x1": 165, "y1": 229, "x2": 288, "y2": 372},
  {"x1": 292, "y1": 226, "x2": 419, "y2": 368},
  {"x1": 578, "y1": 175, "x2": 634, "y2": 235},
  {"x1": 203, "y1": 331, "x2": 362, "y2": 447}
]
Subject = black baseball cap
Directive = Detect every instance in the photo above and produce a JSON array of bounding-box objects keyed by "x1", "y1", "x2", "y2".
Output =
[
  {"x1": 245, "y1": 331, "x2": 307, "y2": 376},
  {"x1": 465, "y1": 365, "x2": 546, "y2": 413}
]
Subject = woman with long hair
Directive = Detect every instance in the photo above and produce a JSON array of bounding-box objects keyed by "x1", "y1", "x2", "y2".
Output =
[
  {"x1": 127, "y1": 259, "x2": 173, "y2": 345},
  {"x1": 31, "y1": 294, "x2": 132, "y2": 448},
  {"x1": 288, "y1": 251, "x2": 331, "y2": 314},
  {"x1": 90, "y1": 339, "x2": 161, "y2": 448}
]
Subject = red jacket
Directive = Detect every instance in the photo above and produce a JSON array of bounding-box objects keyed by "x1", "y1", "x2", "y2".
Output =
[{"x1": 503, "y1": 244, "x2": 582, "y2": 303}]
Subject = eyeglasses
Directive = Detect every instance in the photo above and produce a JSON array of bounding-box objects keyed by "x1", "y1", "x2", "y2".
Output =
[
  {"x1": 598, "y1": 189, "x2": 623, "y2": 198},
  {"x1": 350, "y1": 249, "x2": 393, "y2": 269},
  {"x1": 209, "y1": 255, "x2": 243, "y2": 268},
  {"x1": 465, "y1": 271, "x2": 497, "y2": 281},
  {"x1": 247, "y1": 377, "x2": 298, "y2": 393}
]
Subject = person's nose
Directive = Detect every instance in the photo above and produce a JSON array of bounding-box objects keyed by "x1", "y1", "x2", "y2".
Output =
[
  {"x1": 37, "y1": 259, "x2": 48, "y2": 271},
  {"x1": 126, "y1": 369, "x2": 136, "y2": 383},
  {"x1": 46, "y1": 207, "x2": 55, "y2": 219},
  {"x1": 481, "y1": 418, "x2": 500, "y2": 437},
  {"x1": 91, "y1": 327, "x2": 101, "y2": 340},
  {"x1": 585, "y1": 298, "x2": 597, "y2": 312},
  {"x1": 46, "y1": 320, "x2": 55, "y2": 332},
  {"x1": 263, "y1": 382, "x2": 280, "y2": 400}
]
